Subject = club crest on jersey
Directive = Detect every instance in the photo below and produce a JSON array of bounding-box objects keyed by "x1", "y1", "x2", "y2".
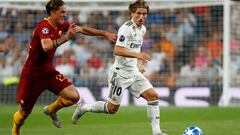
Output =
[
  {"x1": 119, "y1": 35, "x2": 125, "y2": 42},
  {"x1": 41, "y1": 28, "x2": 49, "y2": 34}
]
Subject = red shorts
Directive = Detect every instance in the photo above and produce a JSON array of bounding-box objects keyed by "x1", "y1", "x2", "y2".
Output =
[{"x1": 17, "y1": 67, "x2": 72, "y2": 111}]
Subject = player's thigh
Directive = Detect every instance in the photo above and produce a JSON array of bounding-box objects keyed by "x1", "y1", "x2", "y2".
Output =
[
  {"x1": 48, "y1": 70, "x2": 78, "y2": 100},
  {"x1": 108, "y1": 70, "x2": 133, "y2": 105},
  {"x1": 129, "y1": 72, "x2": 153, "y2": 98}
]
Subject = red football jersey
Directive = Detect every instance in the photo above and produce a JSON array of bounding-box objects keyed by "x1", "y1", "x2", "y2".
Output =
[{"x1": 24, "y1": 18, "x2": 70, "y2": 72}]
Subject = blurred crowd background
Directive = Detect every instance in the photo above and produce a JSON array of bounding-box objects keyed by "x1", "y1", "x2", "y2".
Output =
[{"x1": 1, "y1": 1, "x2": 240, "y2": 105}]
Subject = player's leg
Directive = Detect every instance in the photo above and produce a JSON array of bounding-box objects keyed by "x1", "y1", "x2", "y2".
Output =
[
  {"x1": 44, "y1": 85, "x2": 80, "y2": 128},
  {"x1": 12, "y1": 95, "x2": 41, "y2": 135},
  {"x1": 141, "y1": 89, "x2": 168, "y2": 135},
  {"x1": 71, "y1": 77, "x2": 123, "y2": 124},
  {"x1": 12, "y1": 107, "x2": 32, "y2": 135},
  {"x1": 141, "y1": 88, "x2": 164, "y2": 135},
  {"x1": 130, "y1": 72, "x2": 167, "y2": 135},
  {"x1": 72, "y1": 100, "x2": 120, "y2": 124},
  {"x1": 46, "y1": 85, "x2": 79, "y2": 114},
  {"x1": 44, "y1": 71, "x2": 80, "y2": 128},
  {"x1": 12, "y1": 73, "x2": 44, "y2": 135},
  {"x1": 72, "y1": 69, "x2": 126, "y2": 124}
]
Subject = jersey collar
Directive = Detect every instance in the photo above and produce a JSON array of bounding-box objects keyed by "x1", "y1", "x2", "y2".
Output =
[{"x1": 44, "y1": 17, "x2": 58, "y2": 29}]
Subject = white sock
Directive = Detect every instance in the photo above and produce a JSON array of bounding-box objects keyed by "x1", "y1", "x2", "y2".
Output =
[
  {"x1": 82, "y1": 101, "x2": 109, "y2": 113},
  {"x1": 147, "y1": 100, "x2": 161, "y2": 134}
]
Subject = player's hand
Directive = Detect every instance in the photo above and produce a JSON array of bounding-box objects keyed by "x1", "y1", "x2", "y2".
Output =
[
  {"x1": 104, "y1": 32, "x2": 117, "y2": 42},
  {"x1": 65, "y1": 23, "x2": 78, "y2": 40},
  {"x1": 138, "y1": 63, "x2": 145, "y2": 73},
  {"x1": 137, "y1": 53, "x2": 151, "y2": 63}
]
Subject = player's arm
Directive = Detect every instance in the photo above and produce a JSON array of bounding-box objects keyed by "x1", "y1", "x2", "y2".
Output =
[
  {"x1": 41, "y1": 24, "x2": 77, "y2": 52},
  {"x1": 114, "y1": 46, "x2": 151, "y2": 63},
  {"x1": 41, "y1": 36, "x2": 70, "y2": 52},
  {"x1": 76, "y1": 25, "x2": 117, "y2": 42}
]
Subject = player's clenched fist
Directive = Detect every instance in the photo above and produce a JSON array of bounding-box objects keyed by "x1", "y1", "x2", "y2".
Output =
[
  {"x1": 104, "y1": 32, "x2": 117, "y2": 42},
  {"x1": 65, "y1": 23, "x2": 78, "y2": 40}
]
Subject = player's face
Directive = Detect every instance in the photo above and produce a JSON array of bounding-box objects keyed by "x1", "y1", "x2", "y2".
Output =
[
  {"x1": 131, "y1": 8, "x2": 148, "y2": 26},
  {"x1": 51, "y1": 5, "x2": 67, "y2": 25}
]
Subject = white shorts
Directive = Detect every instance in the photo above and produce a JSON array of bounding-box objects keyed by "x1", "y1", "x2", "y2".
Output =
[{"x1": 107, "y1": 67, "x2": 153, "y2": 105}]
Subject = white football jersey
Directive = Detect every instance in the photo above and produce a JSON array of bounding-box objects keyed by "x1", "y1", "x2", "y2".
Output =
[{"x1": 112, "y1": 19, "x2": 146, "y2": 71}]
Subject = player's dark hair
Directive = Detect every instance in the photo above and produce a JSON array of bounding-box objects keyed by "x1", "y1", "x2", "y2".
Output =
[
  {"x1": 129, "y1": 0, "x2": 149, "y2": 14},
  {"x1": 46, "y1": 0, "x2": 65, "y2": 15}
]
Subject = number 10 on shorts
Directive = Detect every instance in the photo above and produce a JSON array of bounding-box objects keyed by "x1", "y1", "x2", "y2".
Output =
[{"x1": 109, "y1": 85, "x2": 122, "y2": 98}]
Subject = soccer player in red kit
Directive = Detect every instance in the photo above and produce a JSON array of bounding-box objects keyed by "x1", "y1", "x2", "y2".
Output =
[{"x1": 12, "y1": 0, "x2": 117, "y2": 134}]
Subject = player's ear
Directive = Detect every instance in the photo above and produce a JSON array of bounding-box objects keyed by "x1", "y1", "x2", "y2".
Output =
[
  {"x1": 129, "y1": 12, "x2": 134, "y2": 19},
  {"x1": 50, "y1": 10, "x2": 56, "y2": 16}
]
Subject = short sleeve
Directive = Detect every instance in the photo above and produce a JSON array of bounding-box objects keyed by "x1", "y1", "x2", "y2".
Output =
[
  {"x1": 36, "y1": 24, "x2": 51, "y2": 40},
  {"x1": 115, "y1": 26, "x2": 130, "y2": 48}
]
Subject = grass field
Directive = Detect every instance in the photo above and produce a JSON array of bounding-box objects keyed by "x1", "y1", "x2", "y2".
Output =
[{"x1": 0, "y1": 105, "x2": 240, "y2": 135}]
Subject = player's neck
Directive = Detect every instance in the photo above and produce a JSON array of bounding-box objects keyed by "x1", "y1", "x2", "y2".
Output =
[
  {"x1": 131, "y1": 19, "x2": 142, "y2": 28},
  {"x1": 47, "y1": 17, "x2": 58, "y2": 28}
]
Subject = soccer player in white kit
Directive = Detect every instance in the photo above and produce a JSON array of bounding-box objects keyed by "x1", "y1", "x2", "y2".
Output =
[{"x1": 72, "y1": 0, "x2": 167, "y2": 135}]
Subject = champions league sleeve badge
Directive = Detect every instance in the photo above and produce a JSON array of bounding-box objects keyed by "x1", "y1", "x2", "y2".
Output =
[
  {"x1": 119, "y1": 35, "x2": 125, "y2": 42},
  {"x1": 41, "y1": 28, "x2": 49, "y2": 34}
]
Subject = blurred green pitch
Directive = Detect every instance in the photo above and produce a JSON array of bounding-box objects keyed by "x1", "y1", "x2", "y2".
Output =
[{"x1": 1, "y1": 105, "x2": 239, "y2": 135}]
